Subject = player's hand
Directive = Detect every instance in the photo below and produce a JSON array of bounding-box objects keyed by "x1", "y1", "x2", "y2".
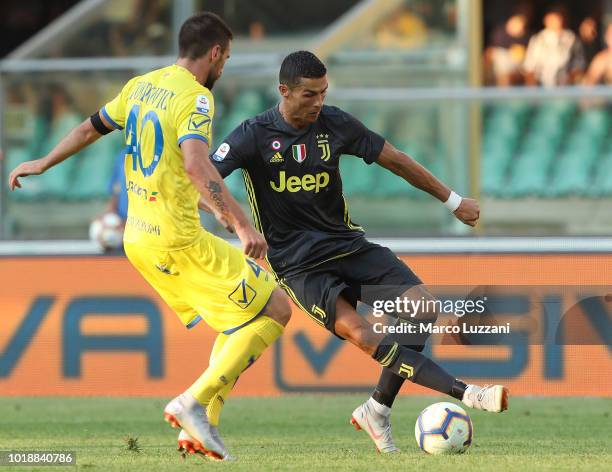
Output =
[
  {"x1": 8, "y1": 160, "x2": 46, "y2": 191},
  {"x1": 235, "y1": 224, "x2": 268, "y2": 259},
  {"x1": 453, "y1": 198, "x2": 480, "y2": 227}
]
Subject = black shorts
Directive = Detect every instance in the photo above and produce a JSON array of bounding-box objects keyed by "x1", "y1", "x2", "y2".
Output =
[{"x1": 279, "y1": 241, "x2": 422, "y2": 335}]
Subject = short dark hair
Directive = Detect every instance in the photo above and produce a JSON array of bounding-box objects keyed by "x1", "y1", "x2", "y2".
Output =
[
  {"x1": 279, "y1": 51, "x2": 327, "y2": 88},
  {"x1": 178, "y1": 12, "x2": 233, "y2": 60},
  {"x1": 546, "y1": 4, "x2": 568, "y2": 21}
]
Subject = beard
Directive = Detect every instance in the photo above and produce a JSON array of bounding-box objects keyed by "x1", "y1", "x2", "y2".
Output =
[{"x1": 204, "y1": 68, "x2": 219, "y2": 90}]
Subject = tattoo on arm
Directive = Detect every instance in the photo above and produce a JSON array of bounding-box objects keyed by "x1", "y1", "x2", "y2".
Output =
[{"x1": 206, "y1": 180, "x2": 229, "y2": 217}]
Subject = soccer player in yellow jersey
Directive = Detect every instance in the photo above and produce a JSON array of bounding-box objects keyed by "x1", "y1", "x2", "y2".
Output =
[{"x1": 8, "y1": 12, "x2": 291, "y2": 461}]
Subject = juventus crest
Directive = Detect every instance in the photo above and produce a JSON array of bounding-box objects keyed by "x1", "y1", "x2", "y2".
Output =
[{"x1": 316, "y1": 134, "x2": 331, "y2": 161}]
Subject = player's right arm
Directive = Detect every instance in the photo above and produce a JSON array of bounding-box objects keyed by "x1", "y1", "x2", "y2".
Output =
[
  {"x1": 8, "y1": 118, "x2": 105, "y2": 191},
  {"x1": 182, "y1": 138, "x2": 266, "y2": 258},
  {"x1": 8, "y1": 77, "x2": 136, "y2": 191}
]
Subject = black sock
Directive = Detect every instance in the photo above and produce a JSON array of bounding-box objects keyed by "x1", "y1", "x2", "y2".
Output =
[
  {"x1": 372, "y1": 368, "x2": 405, "y2": 408},
  {"x1": 373, "y1": 335, "x2": 464, "y2": 397},
  {"x1": 371, "y1": 341, "x2": 426, "y2": 407},
  {"x1": 450, "y1": 379, "x2": 468, "y2": 400}
]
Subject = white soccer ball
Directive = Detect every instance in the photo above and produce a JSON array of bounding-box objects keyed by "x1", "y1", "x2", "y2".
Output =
[
  {"x1": 415, "y1": 402, "x2": 473, "y2": 455},
  {"x1": 89, "y1": 212, "x2": 124, "y2": 249}
]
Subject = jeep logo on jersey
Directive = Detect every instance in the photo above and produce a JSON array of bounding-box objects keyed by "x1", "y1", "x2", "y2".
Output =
[
  {"x1": 292, "y1": 144, "x2": 307, "y2": 163},
  {"x1": 270, "y1": 171, "x2": 329, "y2": 193}
]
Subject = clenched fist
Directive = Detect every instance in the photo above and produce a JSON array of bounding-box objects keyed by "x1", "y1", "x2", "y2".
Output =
[{"x1": 453, "y1": 198, "x2": 480, "y2": 227}]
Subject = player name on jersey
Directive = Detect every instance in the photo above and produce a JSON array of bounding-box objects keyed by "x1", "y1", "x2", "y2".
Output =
[{"x1": 128, "y1": 81, "x2": 177, "y2": 111}]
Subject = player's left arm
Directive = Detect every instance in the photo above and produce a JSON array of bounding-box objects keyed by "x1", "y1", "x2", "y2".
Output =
[
  {"x1": 8, "y1": 117, "x2": 109, "y2": 191},
  {"x1": 376, "y1": 141, "x2": 479, "y2": 227}
]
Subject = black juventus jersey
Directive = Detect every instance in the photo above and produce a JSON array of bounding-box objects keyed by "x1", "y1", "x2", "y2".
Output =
[{"x1": 210, "y1": 104, "x2": 385, "y2": 278}]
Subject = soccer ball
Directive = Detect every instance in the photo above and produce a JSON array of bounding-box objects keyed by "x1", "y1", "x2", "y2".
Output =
[
  {"x1": 89, "y1": 212, "x2": 124, "y2": 249},
  {"x1": 415, "y1": 402, "x2": 473, "y2": 455}
]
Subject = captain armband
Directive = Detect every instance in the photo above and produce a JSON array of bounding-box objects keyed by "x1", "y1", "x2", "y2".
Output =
[{"x1": 90, "y1": 111, "x2": 113, "y2": 135}]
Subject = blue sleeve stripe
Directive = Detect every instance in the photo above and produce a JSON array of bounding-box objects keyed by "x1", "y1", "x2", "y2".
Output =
[
  {"x1": 101, "y1": 106, "x2": 123, "y2": 130},
  {"x1": 186, "y1": 315, "x2": 202, "y2": 329},
  {"x1": 178, "y1": 134, "x2": 209, "y2": 146}
]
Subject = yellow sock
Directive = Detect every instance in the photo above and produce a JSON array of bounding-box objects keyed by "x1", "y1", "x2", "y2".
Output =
[
  {"x1": 188, "y1": 316, "x2": 283, "y2": 405},
  {"x1": 205, "y1": 333, "x2": 235, "y2": 426},
  {"x1": 209, "y1": 332, "x2": 229, "y2": 363},
  {"x1": 207, "y1": 383, "x2": 234, "y2": 426}
]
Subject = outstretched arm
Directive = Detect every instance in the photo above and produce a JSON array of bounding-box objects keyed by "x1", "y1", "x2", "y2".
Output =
[
  {"x1": 182, "y1": 138, "x2": 266, "y2": 257},
  {"x1": 376, "y1": 141, "x2": 480, "y2": 227},
  {"x1": 8, "y1": 116, "x2": 109, "y2": 190}
]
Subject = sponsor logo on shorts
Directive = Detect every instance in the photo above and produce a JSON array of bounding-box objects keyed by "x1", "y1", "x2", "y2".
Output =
[
  {"x1": 228, "y1": 279, "x2": 257, "y2": 309},
  {"x1": 155, "y1": 264, "x2": 172, "y2": 275},
  {"x1": 311, "y1": 305, "x2": 327, "y2": 321}
]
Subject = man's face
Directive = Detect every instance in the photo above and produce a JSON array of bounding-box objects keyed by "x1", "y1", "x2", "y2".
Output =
[
  {"x1": 281, "y1": 75, "x2": 328, "y2": 123},
  {"x1": 544, "y1": 12, "x2": 563, "y2": 32},
  {"x1": 506, "y1": 14, "x2": 526, "y2": 37},
  {"x1": 205, "y1": 41, "x2": 231, "y2": 90}
]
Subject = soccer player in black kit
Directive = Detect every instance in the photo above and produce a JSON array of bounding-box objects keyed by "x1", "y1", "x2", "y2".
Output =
[{"x1": 210, "y1": 51, "x2": 509, "y2": 453}]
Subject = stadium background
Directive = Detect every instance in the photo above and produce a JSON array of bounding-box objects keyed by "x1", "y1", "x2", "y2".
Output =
[{"x1": 0, "y1": 0, "x2": 610, "y2": 399}]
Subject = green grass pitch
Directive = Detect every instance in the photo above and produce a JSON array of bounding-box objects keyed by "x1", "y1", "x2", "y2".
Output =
[{"x1": 0, "y1": 395, "x2": 610, "y2": 471}]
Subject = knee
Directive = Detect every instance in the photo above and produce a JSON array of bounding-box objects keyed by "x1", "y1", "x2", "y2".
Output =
[
  {"x1": 334, "y1": 316, "x2": 375, "y2": 355},
  {"x1": 335, "y1": 322, "x2": 363, "y2": 348},
  {"x1": 415, "y1": 306, "x2": 439, "y2": 325},
  {"x1": 403, "y1": 286, "x2": 439, "y2": 325},
  {"x1": 265, "y1": 287, "x2": 292, "y2": 327}
]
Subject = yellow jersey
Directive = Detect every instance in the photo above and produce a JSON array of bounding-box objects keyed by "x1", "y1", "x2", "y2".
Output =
[{"x1": 101, "y1": 64, "x2": 214, "y2": 250}]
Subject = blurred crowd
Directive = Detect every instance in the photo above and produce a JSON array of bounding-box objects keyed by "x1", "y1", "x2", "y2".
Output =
[
  {"x1": 0, "y1": 0, "x2": 172, "y2": 58},
  {"x1": 484, "y1": 4, "x2": 612, "y2": 87},
  {"x1": 0, "y1": 0, "x2": 77, "y2": 57}
]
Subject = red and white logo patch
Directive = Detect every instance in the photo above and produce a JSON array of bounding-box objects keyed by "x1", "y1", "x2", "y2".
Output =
[
  {"x1": 212, "y1": 142, "x2": 230, "y2": 162},
  {"x1": 272, "y1": 140, "x2": 282, "y2": 150}
]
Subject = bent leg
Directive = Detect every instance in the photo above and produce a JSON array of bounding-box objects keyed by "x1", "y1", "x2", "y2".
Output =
[
  {"x1": 205, "y1": 287, "x2": 291, "y2": 425},
  {"x1": 333, "y1": 296, "x2": 463, "y2": 398},
  {"x1": 188, "y1": 314, "x2": 284, "y2": 405}
]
